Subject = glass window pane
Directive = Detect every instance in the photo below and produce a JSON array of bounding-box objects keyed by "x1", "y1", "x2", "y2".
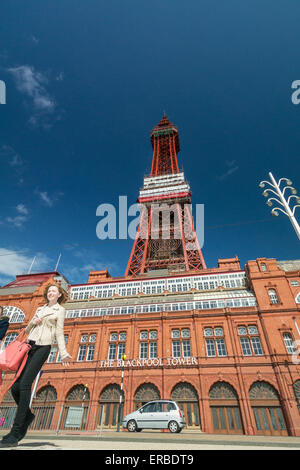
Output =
[
  {"x1": 140, "y1": 342, "x2": 148, "y2": 359},
  {"x1": 150, "y1": 342, "x2": 157, "y2": 358},
  {"x1": 214, "y1": 327, "x2": 224, "y2": 336},
  {"x1": 47, "y1": 347, "x2": 57, "y2": 363},
  {"x1": 275, "y1": 408, "x2": 286, "y2": 430},
  {"x1": 87, "y1": 345, "x2": 95, "y2": 361},
  {"x1": 227, "y1": 408, "x2": 234, "y2": 429},
  {"x1": 172, "y1": 329, "x2": 180, "y2": 338},
  {"x1": 172, "y1": 341, "x2": 181, "y2": 358},
  {"x1": 206, "y1": 339, "x2": 216, "y2": 357},
  {"x1": 77, "y1": 345, "x2": 86, "y2": 361},
  {"x1": 216, "y1": 338, "x2": 227, "y2": 356},
  {"x1": 251, "y1": 337, "x2": 263, "y2": 355},
  {"x1": 204, "y1": 328, "x2": 213, "y2": 337},
  {"x1": 248, "y1": 326, "x2": 258, "y2": 335},
  {"x1": 253, "y1": 408, "x2": 262, "y2": 430},
  {"x1": 240, "y1": 337, "x2": 252, "y2": 356},
  {"x1": 182, "y1": 329, "x2": 190, "y2": 338},
  {"x1": 212, "y1": 407, "x2": 219, "y2": 429},
  {"x1": 260, "y1": 408, "x2": 270, "y2": 429},
  {"x1": 182, "y1": 340, "x2": 191, "y2": 357},
  {"x1": 269, "y1": 408, "x2": 278, "y2": 430},
  {"x1": 283, "y1": 333, "x2": 296, "y2": 354},
  {"x1": 108, "y1": 343, "x2": 116, "y2": 360},
  {"x1": 238, "y1": 326, "x2": 247, "y2": 336},
  {"x1": 234, "y1": 408, "x2": 242, "y2": 429},
  {"x1": 219, "y1": 408, "x2": 226, "y2": 429},
  {"x1": 118, "y1": 343, "x2": 125, "y2": 360}
]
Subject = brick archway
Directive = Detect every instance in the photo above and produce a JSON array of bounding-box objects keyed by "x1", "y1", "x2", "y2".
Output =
[
  {"x1": 134, "y1": 383, "x2": 161, "y2": 409},
  {"x1": 209, "y1": 381, "x2": 244, "y2": 435},
  {"x1": 31, "y1": 385, "x2": 58, "y2": 430},
  {"x1": 171, "y1": 382, "x2": 200, "y2": 429},
  {"x1": 98, "y1": 384, "x2": 122, "y2": 429},
  {"x1": 249, "y1": 381, "x2": 288, "y2": 436}
]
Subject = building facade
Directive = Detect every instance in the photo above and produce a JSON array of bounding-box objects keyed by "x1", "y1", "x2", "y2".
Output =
[{"x1": 1, "y1": 117, "x2": 300, "y2": 436}]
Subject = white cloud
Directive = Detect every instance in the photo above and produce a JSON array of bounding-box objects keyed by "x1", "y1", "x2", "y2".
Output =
[
  {"x1": 38, "y1": 191, "x2": 53, "y2": 207},
  {"x1": 30, "y1": 35, "x2": 40, "y2": 45},
  {"x1": 217, "y1": 160, "x2": 239, "y2": 181},
  {"x1": 0, "y1": 145, "x2": 25, "y2": 184},
  {"x1": 35, "y1": 190, "x2": 64, "y2": 207},
  {"x1": 16, "y1": 204, "x2": 28, "y2": 215},
  {"x1": 0, "y1": 248, "x2": 52, "y2": 282},
  {"x1": 7, "y1": 65, "x2": 61, "y2": 128},
  {"x1": 63, "y1": 248, "x2": 120, "y2": 283},
  {"x1": 7, "y1": 65, "x2": 55, "y2": 111},
  {"x1": 5, "y1": 204, "x2": 30, "y2": 228}
]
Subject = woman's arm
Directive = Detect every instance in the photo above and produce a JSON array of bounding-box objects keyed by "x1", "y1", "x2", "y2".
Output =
[
  {"x1": 25, "y1": 307, "x2": 42, "y2": 334},
  {"x1": 55, "y1": 307, "x2": 71, "y2": 363}
]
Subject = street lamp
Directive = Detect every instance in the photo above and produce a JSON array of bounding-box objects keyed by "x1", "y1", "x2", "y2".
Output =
[
  {"x1": 259, "y1": 172, "x2": 300, "y2": 240},
  {"x1": 116, "y1": 354, "x2": 126, "y2": 432}
]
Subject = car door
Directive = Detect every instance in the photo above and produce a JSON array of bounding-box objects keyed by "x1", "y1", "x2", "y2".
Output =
[
  {"x1": 153, "y1": 402, "x2": 169, "y2": 429},
  {"x1": 136, "y1": 403, "x2": 155, "y2": 429}
]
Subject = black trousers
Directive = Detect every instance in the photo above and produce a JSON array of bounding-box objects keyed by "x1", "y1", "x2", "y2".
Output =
[{"x1": 11, "y1": 343, "x2": 51, "y2": 430}]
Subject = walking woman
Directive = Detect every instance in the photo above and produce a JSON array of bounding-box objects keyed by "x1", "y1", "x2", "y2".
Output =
[
  {"x1": 0, "y1": 306, "x2": 9, "y2": 341},
  {"x1": 0, "y1": 283, "x2": 71, "y2": 448}
]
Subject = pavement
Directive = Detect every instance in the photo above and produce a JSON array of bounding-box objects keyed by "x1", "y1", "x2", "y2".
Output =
[{"x1": 1, "y1": 429, "x2": 300, "y2": 450}]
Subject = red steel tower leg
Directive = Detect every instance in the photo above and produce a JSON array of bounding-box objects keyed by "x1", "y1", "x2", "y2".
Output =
[{"x1": 125, "y1": 207, "x2": 151, "y2": 276}]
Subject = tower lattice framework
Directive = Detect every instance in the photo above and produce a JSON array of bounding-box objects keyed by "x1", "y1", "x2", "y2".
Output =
[{"x1": 125, "y1": 115, "x2": 206, "y2": 276}]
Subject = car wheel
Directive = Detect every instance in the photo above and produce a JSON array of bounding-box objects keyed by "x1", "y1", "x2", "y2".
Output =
[
  {"x1": 168, "y1": 420, "x2": 180, "y2": 433},
  {"x1": 127, "y1": 420, "x2": 137, "y2": 432}
]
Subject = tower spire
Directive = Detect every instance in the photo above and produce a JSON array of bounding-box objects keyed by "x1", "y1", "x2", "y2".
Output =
[
  {"x1": 150, "y1": 115, "x2": 180, "y2": 176},
  {"x1": 125, "y1": 117, "x2": 206, "y2": 276}
]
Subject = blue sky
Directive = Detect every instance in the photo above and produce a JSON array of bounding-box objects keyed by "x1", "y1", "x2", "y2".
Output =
[{"x1": 0, "y1": 0, "x2": 299, "y2": 285}]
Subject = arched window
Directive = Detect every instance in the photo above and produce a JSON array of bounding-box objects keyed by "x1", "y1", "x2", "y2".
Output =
[
  {"x1": 249, "y1": 381, "x2": 287, "y2": 435},
  {"x1": 3, "y1": 306, "x2": 25, "y2": 323},
  {"x1": 31, "y1": 386, "x2": 57, "y2": 431},
  {"x1": 99, "y1": 384, "x2": 123, "y2": 429},
  {"x1": 295, "y1": 293, "x2": 300, "y2": 304},
  {"x1": 62, "y1": 384, "x2": 90, "y2": 431},
  {"x1": 1, "y1": 332, "x2": 18, "y2": 350},
  {"x1": 134, "y1": 383, "x2": 160, "y2": 409},
  {"x1": 268, "y1": 289, "x2": 279, "y2": 304},
  {"x1": 171, "y1": 382, "x2": 200, "y2": 428},
  {"x1": 209, "y1": 382, "x2": 243, "y2": 434}
]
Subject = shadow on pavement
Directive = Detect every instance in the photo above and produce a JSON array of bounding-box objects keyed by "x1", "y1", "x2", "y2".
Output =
[{"x1": 18, "y1": 441, "x2": 59, "y2": 448}]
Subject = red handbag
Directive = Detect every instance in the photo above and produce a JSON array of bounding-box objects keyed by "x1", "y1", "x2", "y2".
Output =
[{"x1": 0, "y1": 329, "x2": 31, "y2": 372}]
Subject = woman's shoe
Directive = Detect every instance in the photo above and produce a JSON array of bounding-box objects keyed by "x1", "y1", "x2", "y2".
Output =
[{"x1": 0, "y1": 432, "x2": 18, "y2": 447}]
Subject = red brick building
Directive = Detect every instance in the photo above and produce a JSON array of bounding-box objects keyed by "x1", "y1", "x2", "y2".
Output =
[{"x1": 1, "y1": 117, "x2": 300, "y2": 436}]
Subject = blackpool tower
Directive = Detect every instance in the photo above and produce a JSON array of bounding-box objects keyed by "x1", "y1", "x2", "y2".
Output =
[{"x1": 125, "y1": 115, "x2": 206, "y2": 276}]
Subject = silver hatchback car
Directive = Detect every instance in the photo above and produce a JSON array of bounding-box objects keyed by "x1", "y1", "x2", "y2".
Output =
[{"x1": 122, "y1": 400, "x2": 186, "y2": 433}]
